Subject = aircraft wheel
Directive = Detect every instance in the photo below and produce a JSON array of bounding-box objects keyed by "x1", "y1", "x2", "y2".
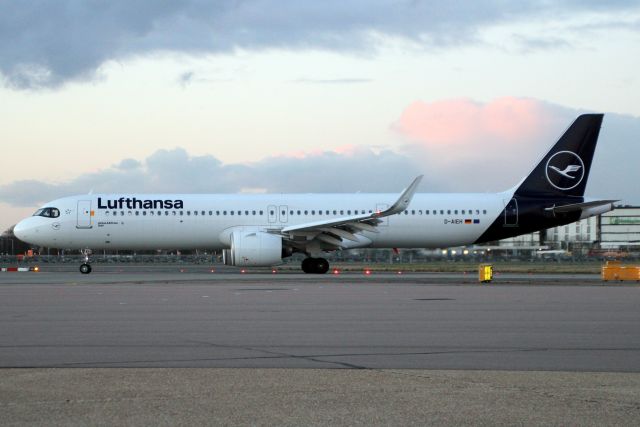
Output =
[
  {"x1": 301, "y1": 257, "x2": 329, "y2": 274},
  {"x1": 79, "y1": 263, "x2": 92, "y2": 274},
  {"x1": 301, "y1": 258, "x2": 312, "y2": 274},
  {"x1": 315, "y1": 258, "x2": 330, "y2": 274}
]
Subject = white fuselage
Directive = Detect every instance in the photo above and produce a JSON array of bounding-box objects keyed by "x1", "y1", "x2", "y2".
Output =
[{"x1": 14, "y1": 192, "x2": 510, "y2": 250}]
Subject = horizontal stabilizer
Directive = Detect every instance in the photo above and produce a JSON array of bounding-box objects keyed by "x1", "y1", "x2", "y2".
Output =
[{"x1": 545, "y1": 200, "x2": 618, "y2": 213}]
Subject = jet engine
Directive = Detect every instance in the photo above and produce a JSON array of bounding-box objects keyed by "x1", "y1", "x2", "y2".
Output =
[{"x1": 222, "y1": 230, "x2": 283, "y2": 267}]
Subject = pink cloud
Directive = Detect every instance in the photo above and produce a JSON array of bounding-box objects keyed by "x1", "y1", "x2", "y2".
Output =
[
  {"x1": 393, "y1": 97, "x2": 573, "y2": 191},
  {"x1": 394, "y1": 97, "x2": 561, "y2": 146},
  {"x1": 275, "y1": 144, "x2": 361, "y2": 160}
]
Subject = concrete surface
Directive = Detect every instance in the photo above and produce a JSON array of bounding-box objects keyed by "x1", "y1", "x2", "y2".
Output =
[
  {"x1": 0, "y1": 271, "x2": 639, "y2": 370},
  {"x1": 1, "y1": 368, "x2": 639, "y2": 426},
  {"x1": 1, "y1": 269, "x2": 640, "y2": 425}
]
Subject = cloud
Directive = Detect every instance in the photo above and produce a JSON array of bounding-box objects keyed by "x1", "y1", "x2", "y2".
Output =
[
  {"x1": 177, "y1": 71, "x2": 195, "y2": 87},
  {"x1": 392, "y1": 97, "x2": 640, "y2": 198},
  {"x1": 291, "y1": 78, "x2": 373, "y2": 85},
  {"x1": 2, "y1": 1, "x2": 639, "y2": 88},
  {"x1": 1, "y1": 98, "x2": 638, "y2": 211},
  {"x1": 0, "y1": 147, "x2": 422, "y2": 207},
  {"x1": 393, "y1": 97, "x2": 571, "y2": 189},
  {"x1": 394, "y1": 97, "x2": 571, "y2": 149}
]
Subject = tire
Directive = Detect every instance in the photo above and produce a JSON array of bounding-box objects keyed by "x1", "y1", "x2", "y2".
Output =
[
  {"x1": 301, "y1": 258, "x2": 312, "y2": 274},
  {"x1": 79, "y1": 263, "x2": 92, "y2": 274},
  {"x1": 315, "y1": 258, "x2": 330, "y2": 274},
  {"x1": 301, "y1": 257, "x2": 330, "y2": 274}
]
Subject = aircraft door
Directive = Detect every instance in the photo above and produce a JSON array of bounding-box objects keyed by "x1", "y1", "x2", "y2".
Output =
[
  {"x1": 76, "y1": 200, "x2": 93, "y2": 229},
  {"x1": 279, "y1": 205, "x2": 288, "y2": 223},
  {"x1": 267, "y1": 205, "x2": 277, "y2": 223},
  {"x1": 376, "y1": 203, "x2": 389, "y2": 226},
  {"x1": 504, "y1": 198, "x2": 518, "y2": 227}
]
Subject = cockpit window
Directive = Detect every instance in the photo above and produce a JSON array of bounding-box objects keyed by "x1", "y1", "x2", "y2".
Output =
[{"x1": 32, "y1": 207, "x2": 60, "y2": 218}]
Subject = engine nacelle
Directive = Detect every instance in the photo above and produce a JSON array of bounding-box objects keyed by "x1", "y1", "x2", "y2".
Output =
[{"x1": 222, "y1": 231, "x2": 283, "y2": 267}]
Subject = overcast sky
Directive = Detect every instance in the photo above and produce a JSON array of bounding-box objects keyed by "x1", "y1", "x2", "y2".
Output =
[{"x1": 1, "y1": 1, "x2": 639, "y2": 230}]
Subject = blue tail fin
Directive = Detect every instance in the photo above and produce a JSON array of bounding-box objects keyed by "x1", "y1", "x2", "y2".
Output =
[{"x1": 515, "y1": 114, "x2": 603, "y2": 198}]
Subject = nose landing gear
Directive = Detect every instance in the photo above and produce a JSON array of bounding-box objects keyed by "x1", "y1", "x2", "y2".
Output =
[
  {"x1": 79, "y1": 249, "x2": 92, "y2": 274},
  {"x1": 301, "y1": 257, "x2": 330, "y2": 274}
]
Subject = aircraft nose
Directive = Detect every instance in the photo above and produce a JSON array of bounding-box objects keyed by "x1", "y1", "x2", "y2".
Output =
[{"x1": 13, "y1": 218, "x2": 37, "y2": 243}]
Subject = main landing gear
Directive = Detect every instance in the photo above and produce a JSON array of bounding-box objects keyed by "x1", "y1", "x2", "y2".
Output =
[
  {"x1": 301, "y1": 257, "x2": 330, "y2": 274},
  {"x1": 79, "y1": 249, "x2": 92, "y2": 274}
]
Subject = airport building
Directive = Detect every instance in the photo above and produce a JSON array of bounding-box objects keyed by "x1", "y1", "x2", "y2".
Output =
[
  {"x1": 599, "y1": 206, "x2": 640, "y2": 249},
  {"x1": 497, "y1": 205, "x2": 640, "y2": 255}
]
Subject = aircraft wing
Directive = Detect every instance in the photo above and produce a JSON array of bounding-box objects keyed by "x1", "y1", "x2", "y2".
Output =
[{"x1": 280, "y1": 175, "x2": 423, "y2": 249}]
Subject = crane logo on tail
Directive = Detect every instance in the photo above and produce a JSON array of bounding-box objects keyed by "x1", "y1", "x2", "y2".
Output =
[{"x1": 545, "y1": 151, "x2": 585, "y2": 191}]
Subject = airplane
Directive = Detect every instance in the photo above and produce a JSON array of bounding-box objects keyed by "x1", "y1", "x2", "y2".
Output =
[{"x1": 14, "y1": 114, "x2": 615, "y2": 274}]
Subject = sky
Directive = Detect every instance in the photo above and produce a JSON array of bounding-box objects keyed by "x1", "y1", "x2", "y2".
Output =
[{"x1": 1, "y1": 1, "x2": 639, "y2": 231}]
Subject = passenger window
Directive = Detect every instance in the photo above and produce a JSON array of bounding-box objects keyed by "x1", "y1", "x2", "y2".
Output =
[
  {"x1": 340, "y1": 210, "x2": 344, "y2": 215},
  {"x1": 179, "y1": 211, "x2": 183, "y2": 216},
  {"x1": 411, "y1": 210, "x2": 415, "y2": 215},
  {"x1": 476, "y1": 210, "x2": 480, "y2": 215},
  {"x1": 135, "y1": 211, "x2": 139, "y2": 216},
  {"x1": 172, "y1": 211, "x2": 176, "y2": 216},
  {"x1": 194, "y1": 211, "x2": 198, "y2": 216},
  {"x1": 290, "y1": 210, "x2": 294, "y2": 215},
  {"x1": 347, "y1": 210, "x2": 351, "y2": 215},
  {"x1": 483, "y1": 210, "x2": 487, "y2": 214},
  {"x1": 223, "y1": 211, "x2": 227, "y2": 215},
  {"x1": 333, "y1": 210, "x2": 337, "y2": 215},
  {"x1": 454, "y1": 210, "x2": 458, "y2": 215},
  {"x1": 418, "y1": 210, "x2": 422, "y2": 215},
  {"x1": 209, "y1": 211, "x2": 212, "y2": 216},
  {"x1": 282, "y1": 210, "x2": 286, "y2": 216},
  {"x1": 440, "y1": 210, "x2": 444, "y2": 215},
  {"x1": 447, "y1": 210, "x2": 451, "y2": 214},
  {"x1": 311, "y1": 210, "x2": 315, "y2": 215},
  {"x1": 259, "y1": 210, "x2": 263, "y2": 215},
  {"x1": 150, "y1": 211, "x2": 154, "y2": 216},
  {"x1": 187, "y1": 211, "x2": 190, "y2": 216},
  {"x1": 143, "y1": 211, "x2": 147, "y2": 216},
  {"x1": 113, "y1": 211, "x2": 118, "y2": 216},
  {"x1": 237, "y1": 211, "x2": 240, "y2": 216},
  {"x1": 252, "y1": 210, "x2": 256, "y2": 215},
  {"x1": 105, "y1": 211, "x2": 110, "y2": 216},
  {"x1": 304, "y1": 210, "x2": 308, "y2": 215},
  {"x1": 462, "y1": 210, "x2": 465, "y2": 214},
  {"x1": 156, "y1": 211, "x2": 160, "y2": 216},
  {"x1": 129, "y1": 211, "x2": 133, "y2": 216},
  {"x1": 269, "y1": 210, "x2": 274, "y2": 215},
  {"x1": 202, "y1": 211, "x2": 206, "y2": 216},
  {"x1": 404, "y1": 211, "x2": 408, "y2": 215},
  {"x1": 230, "y1": 211, "x2": 234, "y2": 215},
  {"x1": 245, "y1": 210, "x2": 248, "y2": 215}
]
